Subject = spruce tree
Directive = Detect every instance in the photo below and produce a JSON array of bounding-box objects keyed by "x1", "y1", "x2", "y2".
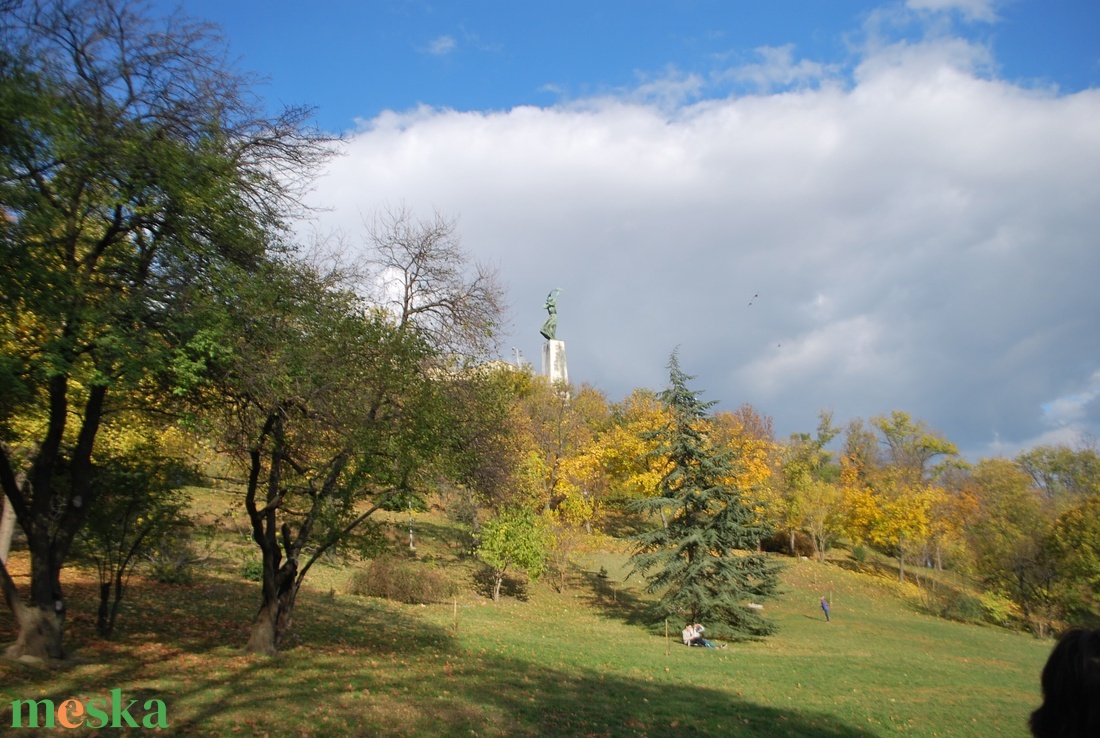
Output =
[{"x1": 630, "y1": 352, "x2": 781, "y2": 637}]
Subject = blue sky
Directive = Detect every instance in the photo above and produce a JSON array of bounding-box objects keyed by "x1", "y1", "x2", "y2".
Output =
[
  {"x1": 155, "y1": 0, "x2": 1100, "y2": 458},
  {"x1": 163, "y1": 0, "x2": 1099, "y2": 133}
]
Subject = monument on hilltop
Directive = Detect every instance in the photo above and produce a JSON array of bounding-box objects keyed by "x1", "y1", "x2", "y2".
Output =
[{"x1": 540, "y1": 288, "x2": 568, "y2": 386}]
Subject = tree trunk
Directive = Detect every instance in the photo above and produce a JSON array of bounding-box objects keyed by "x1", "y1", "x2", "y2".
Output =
[
  {"x1": 897, "y1": 540, "x2": 906, "y2": 584},
  {"x1": 0, "y1": 494, "x2": 14, "y2": 564},
  {"x1": 492, "y1": 572, "x2": 504, "y2": 602},
  {"x1": 789, "y1": 529, "x2": 797, "y2": 557},
  {"x1": 3, "y1": 599, "x2": 63, "y2": 661},
  {"x1": 246, "y1": 562, "x2": 299, "y2": 655},
  {"x1": 97, "y1": 582, "x2": 112, "y2": 638}
]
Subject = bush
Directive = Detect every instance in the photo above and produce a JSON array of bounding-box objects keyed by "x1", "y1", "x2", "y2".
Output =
[
  {"x1": 241, "y1": 558, "x2": 264, "y2": 582},
  {"x1": 851, "y1": 545, "x2": 869, "y2": 563},
  {"x1": 346, "y1": 557, "x2": 458, "y2": 604},
  {"x1": 940, "y1": 592, "x2": 985, "y2": 624},
  {"x1": 145, "y1": 536, "x2": 201, "y2": 585},
  {"x1": 978, "y1": 591, "x2": 1019, "y2": 627}
]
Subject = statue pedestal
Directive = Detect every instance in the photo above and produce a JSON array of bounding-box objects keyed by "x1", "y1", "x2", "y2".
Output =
[{"x1": 542, "y1": 339, "x2": 569, "y2": 386}]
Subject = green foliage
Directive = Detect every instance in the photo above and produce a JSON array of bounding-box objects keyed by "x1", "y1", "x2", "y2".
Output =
[
  {"x1": 939, "y1": 591, "x2": 985, "y2": 624},
  {"x1": 630, "y1": 352, "x2": 781, "y2": 638},
  {"x1": 346, "y1": 557, "x2": 458, "y2": 604},
  {"x1": 144, "y1": 535, "x2": 202, "y2": 586},
  {"x1": 1016, "y1": 444, "x2": 1100, "y2": 500},
  {"x1": 77, "y1": 443, "x2": 194, "y2": 636},
  {"x1": 0, "y1": 0, "x2": 330, "y2": 657},
  {"x1": 977, "y1": 590, "x2": 1019, "y2": 627},
  {"x1": 241, "y1": 559, "x2": 265, "y2": 582},
  {"x1": 477, "y1": 506, "x2": 550, "y2": 600},
  {"x1": 1046, "y1": 494, "x2": 1100, "y2": 626},
  {"x1": 965, "y1": 458, "x2": 1057, "y2": 633}
]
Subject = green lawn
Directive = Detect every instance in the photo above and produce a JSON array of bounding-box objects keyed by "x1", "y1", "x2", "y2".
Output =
[{"x1": 0, "y1": 494, "x2": 1051, "y2": 736}]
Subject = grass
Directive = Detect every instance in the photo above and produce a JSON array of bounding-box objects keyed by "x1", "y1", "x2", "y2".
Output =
[{"x1": 0, "y1": 488, "x2": 1051, "y2": 737}]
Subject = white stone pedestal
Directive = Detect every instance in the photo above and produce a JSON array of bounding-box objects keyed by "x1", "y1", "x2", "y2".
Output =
[{"x1": 542, "y1": 339, "x2": 569, "y2": 386}]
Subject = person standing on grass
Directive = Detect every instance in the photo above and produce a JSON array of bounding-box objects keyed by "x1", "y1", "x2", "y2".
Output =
[{"x1": 820, "y1": 596, "x2": 830, "y2": 622}]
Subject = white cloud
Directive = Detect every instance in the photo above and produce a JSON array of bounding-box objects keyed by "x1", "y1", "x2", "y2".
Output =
[
  {"x1": 307, "y1": 36, "x2": 1100, "y2": 455},
  {"x1": 905, "y1": 0, "x2": 999, "y2": 23},
  {"x1": 424, "y1": 35, "x2": 456, "y2": 56},
  {"x1": 723, "y1": 44, "x2": 836, "y2": 92}
]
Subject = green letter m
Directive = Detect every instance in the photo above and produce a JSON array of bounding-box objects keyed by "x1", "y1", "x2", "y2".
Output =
[{"x1": 10, "y1": 698, "x2": 56, "y2": 728}]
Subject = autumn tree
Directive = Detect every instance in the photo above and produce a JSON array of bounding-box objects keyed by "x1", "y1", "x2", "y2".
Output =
[
  {"x1": 630, "y1": 353, "x2": 780, "y2": 638},
  {"x1": 1046, "y1": 494, "x2": 1100, "y2": 627},
  {"x1": 964, "y1": 458, "x2": 1057, "y2": 634},
  {"x1": 0, "y1": 0, "x2": 330, "y2": 659},
  {"x1": 517, "y1": 378, "x2": 609, "y2": 513},
  {"x1": 777, "y1": 411, "x2": 840, "y2": 558},
  {"x1": 841, "y1": 413, "x2": 959, "y2": 582},
  {"x1": 1016, "y1": 444, "x2": 1100, "y2": 502},
  {"x1": 711, "y1": 405, "x2": 780, "y2": 545},
  {"x1": 596, "y1": 389, "x2": 672, "y2": 524}
]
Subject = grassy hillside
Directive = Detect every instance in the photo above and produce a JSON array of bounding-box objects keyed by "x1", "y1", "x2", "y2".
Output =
[{"x1": 0, "y1": 489, "x2": 1051, "y2": 736}]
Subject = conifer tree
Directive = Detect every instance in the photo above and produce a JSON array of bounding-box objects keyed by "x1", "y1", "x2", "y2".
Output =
[{"x1": 630, "y1": 352, "x2": 781, "y2": 637}]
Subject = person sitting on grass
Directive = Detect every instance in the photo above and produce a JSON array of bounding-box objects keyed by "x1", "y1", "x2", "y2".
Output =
[{"x1": 681, "y1": 623, "x2": 725, "y2": 648}]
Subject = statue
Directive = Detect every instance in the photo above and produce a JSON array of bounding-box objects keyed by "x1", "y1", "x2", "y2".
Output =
[{"x1": 540, "y1": 288, "x2": 562, "y2": 341}]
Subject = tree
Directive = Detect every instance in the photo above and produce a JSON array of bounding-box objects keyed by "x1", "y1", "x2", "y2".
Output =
[
  {"x1": 1016, "y1": 444, "x2": 1100, "y2": 502},
  {"x1": 77, "y1": 429, "x2": 192, "y2": 638},
  {"x1": 802, "y1": 480, "x2": 844, "y2": 563},
  {"x1": 0, "y1": 0, "x2": 331, "y2": 659},
  {"x1": 1045, "y1": 494, "x2": 1100, "y2": 627},
  {"x1": 630, "y1": 353, "x2": 780, "y2": 638},
  {"x1": 364, "y1": 205, "x2": 505, "y2": 363},
  {"x1": 598, "y1": 389, "x2": 672, "y2": 519},
  {"x1": 517, "y1": 378, "x2": 609, "y2": 512},
  {"x1": 214, "y1": 205, "x2": 506, "y2": 653},
  {"x1": 777, "y1": 411, "x2": 840, "y2": 557},
  {"x1": 711, "y1": 405, "x2": 781, "y2": 545},
  {"x1": 477, "y1": 506, "x2": 549, "y2": 602},
  {"x1": 965, "y1": 458, "x2": 1057, "y2": 634},
  {"x1": 207, "y1": 258, "x2": 441, "y2": 654},
  {"x1": 841, "y1": 413, "x2": 959, "y2": 582}
]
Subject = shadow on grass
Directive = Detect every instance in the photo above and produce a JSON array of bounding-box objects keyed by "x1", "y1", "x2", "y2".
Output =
[
  {"x1": 2, "y1": 551, "x2": 883, "y2": 737},
  {"x1": 466, "y1": 566, "x2": 531, "y2": 602},
  {"x1": 2, "y1": 640, "x2": 880, "y2": 737},
  {"x1": 1, "y1": 569, "x2": 880, "y2": 737},
  {"x1": 406, "y1": 518, "x2": 476, "y2": 560},
  {"x1": 576, "y1": 568, "x2": 656, "y2": 628}
]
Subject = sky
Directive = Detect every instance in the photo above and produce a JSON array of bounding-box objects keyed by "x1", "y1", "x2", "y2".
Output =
[{"x1": 152, "y1": 0, "x2": 1100, "y2": 459}]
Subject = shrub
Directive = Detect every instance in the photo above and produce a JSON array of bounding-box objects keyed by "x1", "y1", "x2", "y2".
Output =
[
  {"x1": 241, "y1": 558, "x2": 264, "y2": 582},
  {"x1": 145, "y1": 536, "x2": 201, "y2": 585},
  {"x1": 346, "y1": 557, "x2": 458, "y2": 604},
  {"x1": 851, "y1": 545, "x2": 869, "y2": 563},
  {"x1": 940, "y1": 592, "x2": 985, "y2": 623},
  {"x1": 978, "y1": 591, "x2": 1020, "y2": 627}
]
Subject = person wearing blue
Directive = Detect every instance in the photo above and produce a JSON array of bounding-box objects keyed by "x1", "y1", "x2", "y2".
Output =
[
  {"x1": 681, "y1": 623, "x2": 725, "y2": 648},
  {"x1": 820, "y1": 596, "x2": 831, "y2": 622}
]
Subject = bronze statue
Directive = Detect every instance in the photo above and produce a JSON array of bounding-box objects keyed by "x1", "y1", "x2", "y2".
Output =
[{"x1": 540, "y1": 288, "x2": 562, "y2": 341}]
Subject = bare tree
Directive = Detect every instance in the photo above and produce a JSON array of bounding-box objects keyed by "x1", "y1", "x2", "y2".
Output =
[{"x1": 364, "y1": 205, "x2": 507, "y2": 363}]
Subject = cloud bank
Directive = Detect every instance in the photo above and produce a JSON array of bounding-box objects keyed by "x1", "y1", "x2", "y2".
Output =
[{"x1": 307, "y1": 27, "x2": 1100, "y2": 458}]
